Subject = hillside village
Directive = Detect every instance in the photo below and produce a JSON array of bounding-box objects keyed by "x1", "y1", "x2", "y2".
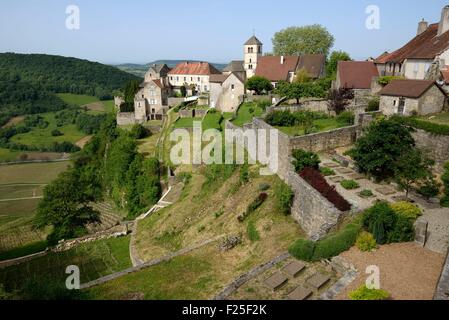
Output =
[{"x1": 2, "y1": 4, "x2": 449, "y2": 303}]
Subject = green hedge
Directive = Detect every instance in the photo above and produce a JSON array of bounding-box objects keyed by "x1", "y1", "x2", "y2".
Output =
[
  {"x1": 288, "y1": 223, "x2": 361, "y2": 262},
  {"x1": 400, "y1": 117, "x2": 449, "y2": 136}
]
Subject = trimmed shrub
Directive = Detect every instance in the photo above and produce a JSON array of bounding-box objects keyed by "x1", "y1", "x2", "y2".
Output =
[
  {"x1": 362, "y1": 202, "x2": 397, "y2": 245},
  {"x1": 442, "y1": 162, "x2": 449, "y2": 207},
  {"x1": 320, "y1": 167, "x2": 335, "y2": 176},
  {"x1": 300, "y1": 167, "x2": 351, "y2": 212},
  {"x1": 341, "y1": 180, "x2": 360, "y2": 190},
  {"x1": 292, "y1": 149, "x2": 320, "y2": 173},
  {"x1": 349, "y1": 285, "x2": 390, "y2": 300},
  {"x1": 390, "y1": 202, "x2": 422, "y2": 221},
  {"x1": 356, "y1": 231, "x2": 377, "y2": 252},
  {"x1": 359, "y1": 189, "x2": 374, "y2": 198},
  {"x1": 418, "y1": 177, "x2": 440, "y2": 199},
  {"x1": 265, "y1": 110, "x2": 297, "y2": 127},
  {"x1": 288, "y1": 239, "x2": 316, "y2": 261},
  {"x1": 312, "y1": 223, "x2": 361, "y2": 260},
  {"x1": 387, "y1": 215, "x2": 415, "y2": 243}
]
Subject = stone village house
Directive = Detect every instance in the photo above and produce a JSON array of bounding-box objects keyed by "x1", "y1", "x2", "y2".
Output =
[
  {"x1": 374, "y1": 5, "x2": 449, "y2": 85},
  {"x1": 379, "y1": 79, "x2": 447, "y2": 116}
]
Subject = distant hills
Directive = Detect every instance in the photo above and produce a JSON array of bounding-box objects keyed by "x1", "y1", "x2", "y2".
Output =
[
  {"x1": 0, "y1": 53, "x2": 141, "y2": 126},
  {"x1": 115, "y1": 60, "x2": 228, "y2": 77}
]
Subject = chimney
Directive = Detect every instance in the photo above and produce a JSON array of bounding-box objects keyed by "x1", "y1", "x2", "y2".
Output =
[
  {"x1": 417, "y1": 19, "x2": 428, "y2": 35},
  {"x1": 438, "y1": 5, "x2": 449, "y2": 36},
  {"x1": 280, "y1": 56, "x2": 285, "y2": 65}
]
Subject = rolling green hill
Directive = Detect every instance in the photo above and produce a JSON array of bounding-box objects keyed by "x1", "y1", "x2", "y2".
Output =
[{"x1": 0, "y1": 53, "x2": 140, "y2": 99}]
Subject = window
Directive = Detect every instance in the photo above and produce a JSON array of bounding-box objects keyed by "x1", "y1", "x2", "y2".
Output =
[
  {"x1": 204, "y1": 85, "x2": 208, "y2": 91},
  {"x1": 150, "y1": 99, "x2": 157, "y2": 105},
  {"x1": 258, "y1": 47, "x2": 262, "y2": 54},
  {"x1": 249, "y1": 64, "x2": 253, "y2": 69},
  {"x1": 184, "y1": 77, "x2": 187, "y2": 82},
  {"x1": 176, "y1": 77, "x2": 179, "y2": 81},
  {"x1": 198, "y1": 77, "x2": 201, "y2": 82},
  {"x1": 249, "y1": 58, "x2": 252, "y2": 63},
  {"x1": 152, "y1": 108, "x2": 155, "y2": 113},
  {"x1": 149, "y1": 87, "x2": 156, "y2": 96},
  {"x1": 170, "y1": 77, "x2": 173, "y2": 80},
  {"x1": 191, "y1": 77, "x2": 193, "y2": 81},
  {"x1": 231, "y1": 84, "x2": 235, "y2": 91}
]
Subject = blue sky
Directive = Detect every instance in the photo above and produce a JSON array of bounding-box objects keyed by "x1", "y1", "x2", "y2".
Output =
[{"x1": 0, "y1": 0, "x2": 448, "y2": 64}]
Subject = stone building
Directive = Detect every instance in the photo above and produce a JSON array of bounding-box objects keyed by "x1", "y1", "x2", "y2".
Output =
[
  {"x1": 167, "y1": 61, "x2": 222, "y2": 95},
  {"x1": 374, "y1": 5, "x2": 449, "y2": 82},
  {"x1": 209, "y1": 72, "x2": 245, "y2": 113},
  {"x1": 379, "y1": 79, "x2": 446, "y2": 116},
  {"x1": 134, "y1": 78, "x2": 171, "y2": 121},
  {"x1": 244, "y1": 36, "x2": 263, "y2": 79}
]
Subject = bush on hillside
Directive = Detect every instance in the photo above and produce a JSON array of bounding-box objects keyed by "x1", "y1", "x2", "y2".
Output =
[
  {"x1": 275, "y1": 181, "x2": 294, "y2": 215},
  {"x1": 312, "y1": 223, "x2": 361, "y2": 260},
  {"x1": 366, "y1": 98, "x2": 380, "y2": 112},
  {"x1": 386, "y1": 215, "x2": 414, "y2": 243},
  {"x1": 362, "y1": 202, "x2": 397, "y2": 245}
]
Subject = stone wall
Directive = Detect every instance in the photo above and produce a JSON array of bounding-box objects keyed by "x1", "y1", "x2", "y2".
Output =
[
  {"x1": 289, "y1": 125, "x2": 359, "y2": 154},
  {"x1": 413, "y1": 129, "x2": 449, "y2": 171},
  {"x1": 168, "y1": 97, "x2": 185, "y2": 107},
  {"x1": 116, "y1": 112, "x2": 136, "y2": 126},
  {"x1": 225, "y1": 118, "x2": 351, "y2": 239}
]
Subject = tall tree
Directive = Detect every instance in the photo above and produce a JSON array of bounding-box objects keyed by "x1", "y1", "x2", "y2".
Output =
[
  {"x1": 327, "y1": 88, "x2": 354, "y2": 115},
  {"x1": 326, "y1": 51, "x2": 351, "y2": 76},
  {"x1": 35, "y1": 170, "x2": 100, "y2": 244},
  {"x1": 272, "y1": 25, "x2": 335, "y2": 57}
]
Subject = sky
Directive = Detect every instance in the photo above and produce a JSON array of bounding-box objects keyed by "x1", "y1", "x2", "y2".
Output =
[{"x1": 0, "y1": 0, "x2": 448, "y2": 64}]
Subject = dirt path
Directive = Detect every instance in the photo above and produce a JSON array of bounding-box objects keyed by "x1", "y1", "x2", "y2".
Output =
[{"x1": 336, "y1": 243, "x2": 445, "y2": 300}]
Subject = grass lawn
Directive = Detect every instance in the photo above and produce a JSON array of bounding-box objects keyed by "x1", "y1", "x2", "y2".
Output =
[
  {"x1": 0, "y1": 236, "x2": 132, "y2": 292},
  {"x1": 86, "y1": 166, "x2": 304, "y2": 299},
  {"x1": 0, "y1": 162, "x2": 69, "y2": 185},
  {"x1": 0, "y1": 148, "x2": 21, "y2": 162},
  {"x1": 137, "y1": 133, "x2": 161, "y2": 158},
  {"x1": 10, "y1": 112, "x2": 86, "y2": 147},
  {"x1": 276, "y1": 118, "x2": 347, "y2": 136},
  {"x1": 418, "y1": 112, "x2": 449, "y2": 125},
  {"x1": 202, "y1": 112, "x2": 222, "y2": 131},
  {"x1": 232, "y1": 102, "x2": 264, "y2": 127},
  {"x1": 57, "y1": 93, "x2": 115, "y2": 114},
  {"x1": 173, "y1": 117, "x2": 198, "y2": 129}
]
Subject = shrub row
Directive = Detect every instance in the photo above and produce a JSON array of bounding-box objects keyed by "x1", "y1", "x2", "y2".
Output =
[
  {"x1": 400, "y1": 117, "x2": 449, "y2": 136},
  {"x1": 288, "y1": 223, "x2": 361, "y2": 262},
  {"x1": 299, "y1": 167, "x2": 351, "y2": 212}
]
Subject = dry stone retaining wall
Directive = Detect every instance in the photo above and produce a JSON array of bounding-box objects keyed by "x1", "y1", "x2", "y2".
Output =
[{"x1": 413, "y1": 129, "x2": 449, "y2": 171}]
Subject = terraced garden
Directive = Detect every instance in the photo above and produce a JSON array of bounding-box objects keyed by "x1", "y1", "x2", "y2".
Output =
[{"x1": 0, "y1": 236, "x2": 132, "y2": 292}]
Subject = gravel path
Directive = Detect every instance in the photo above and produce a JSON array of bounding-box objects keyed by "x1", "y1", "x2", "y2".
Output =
[{"x1": 336, "y1": 243, "x2": 445, "y2": 300}]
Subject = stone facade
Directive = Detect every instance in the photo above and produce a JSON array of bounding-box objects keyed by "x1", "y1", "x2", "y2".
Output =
[
  {"x1": 380, "y1": 84, "x2": 446, "y2": 116},
  {"x1": 413, "y1": 129, "x2": 449, "y2": 171},
  {"x1": 210, "y1": 73, "x2": 245, "y2": 113},
  {"x1": 117, "y1": 112, "x2": 137, "y2": 126}
]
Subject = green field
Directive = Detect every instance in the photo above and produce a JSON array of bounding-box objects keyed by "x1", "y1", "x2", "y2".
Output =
[
  {"x1": 0, "y1": 162, "x2": 69, "y2": 252},
  {"x1": 276, "y1": 118, "x2": 347, "y2": 136},
  {"x1": 0, "y1": 236, "x2": 132, "y2": 292},
  {"x1": 57, "y1": 93, "x2": 115, "y2": 114},
  {"x1": 418, "y1": 112, "x2": 449, "y2": 125},
  {"x1": 202, "y1": 112, "x2": 222, "y2": 131},
  {"x1": 231, "y1": 102, "x2": 264, "y2": 127},
  {"x1": 10, "y1": 112, "x2": 86, "y2": 147}
]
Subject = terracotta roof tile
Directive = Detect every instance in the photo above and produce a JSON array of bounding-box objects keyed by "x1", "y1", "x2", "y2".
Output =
[
  {"x1": 255, "y1": 56, "x2": 299, "y2": 82},
  {"x1": 168, "y1": 62, "x2": 221, "y2": 76},
  {"x1": 375, "y1": 23, "x2": 449, "y2": 63},
  {"x1": 379, "y1": 79, "x2": 438, "y2": 98},
  {"x1": 338, "y1": 61, "x2": 379, "y2": 89},
  {"x1": 297, "y1": 54, "x2": 326, "y2": 78}
]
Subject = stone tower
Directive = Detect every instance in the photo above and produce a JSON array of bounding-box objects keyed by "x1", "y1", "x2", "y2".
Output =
[{"x1": 244, "y1": 35, "x2": 263, "y2": 79}]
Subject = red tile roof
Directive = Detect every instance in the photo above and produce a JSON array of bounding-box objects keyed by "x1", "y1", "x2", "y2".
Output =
[
  {"x1": 297, "y1": 54, "x2": 326, "y2": 78},
  {"x1": 168, "y1": 62, "x2": 221, "y2": 76},
  {"x1": 379, "y1": 79, "x2": 440, "y2": 98},
  {"x1": 375, "y1": 23, "x2": 449, "y2": 64},
  {"x1": 441, "y1": 67, "x2": 449, "y2": 84},
  {"x1": 255, "y1": 56, "x2": 300, "y2": 81},
  {"x1": 337, "y1": 61, "x2": 379, "y2": 89}
]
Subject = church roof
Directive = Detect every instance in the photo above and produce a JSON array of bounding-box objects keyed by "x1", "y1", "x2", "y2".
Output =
[
  {"x1": 244, "y1": 36, "x2": 263, "y2": 46},
  {"x1": 223, "y1": 60, "x2": 245, "y2": 72}
]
